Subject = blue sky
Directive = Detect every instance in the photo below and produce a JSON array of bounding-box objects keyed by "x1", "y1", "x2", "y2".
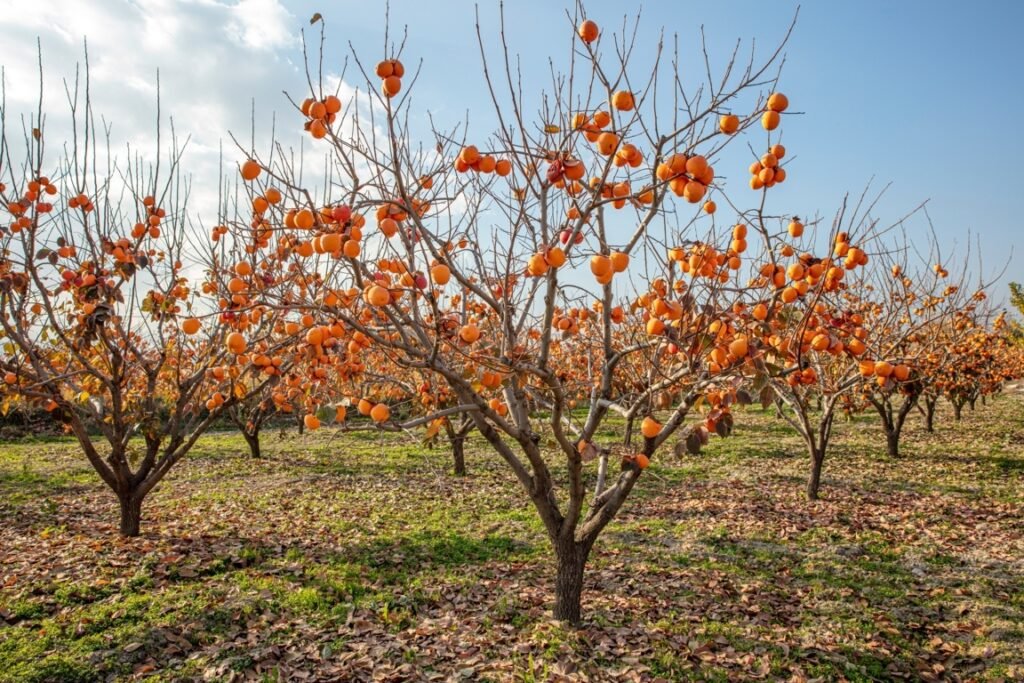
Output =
[
  {"x1": 324, "y1": 0, "x2": 1024, "y2": 297},
  {"x1": 3, "y1": 0, "x2": 1022, "y2": 303}
]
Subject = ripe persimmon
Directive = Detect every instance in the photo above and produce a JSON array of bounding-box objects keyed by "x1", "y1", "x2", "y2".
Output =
[
  {"x1": 370, "y1": 403, "x2": 390, "y2": 422},
  {"x1": 460, "y1": 323, "x2": 481, "y2": 343},
  {"x1": 590, "y1": 254, "x2": 612, "y2": 277},
  {"x1": 719, "y1": 114, "x2": 740, "y2": 134},
  {"x1": 322, "y1": 233, "x2": 343, "y2": 253},
  {"x1": 226, "y1": 332, "x2": 247, "y2": 354},
  {"x1": 545, "y1": 247, "x2": 567, "y2": 268},
  {"x1": 728, "y1": 336, "x2": 749, "y2": 358},
  {"x1": 595, "y1": 132, "x2": 619, "y2": 156},
  {"x1": 528, "y1": 253, "x2": 549, "y2": 276},
  {"x1": 578, "y1": 19, "x2": 599, "y2": 43},
  {"x1": 430, "y1": 263, "x2": 452, "y2": 285},
  {"x1": 306, "y1": 327, "x2": 324, "y2": 346},
  {"x1": 240, "y1": 160, "x2": 261, "y2": 181},
  {"x1": 366, "y1": 285, "x2": 391, "y2": 307},
  {"x1": 682, "y1": 181, "x2": 706, "y2": 203},
  {"x1": 382, "y1": 76, "x2": 402, "y2": 97},
  {"x1": 767, "y1": 92, "x2": 789, "y2": 112},
  {"x1": 295, "y1": 209, "x2": 315, "y2": 230},
  {"x1": 611, "y1": 90, "x2": 635, "y2": 111},
  {"x1": 610, "y1": 251, "x2": 629, "y2": 273},
  {"x1": 342, "y1": 239, "x2": 361, "y2": 258},
  {"x1": 640, "y1": 416, "x2": 661, "y2": 439}
]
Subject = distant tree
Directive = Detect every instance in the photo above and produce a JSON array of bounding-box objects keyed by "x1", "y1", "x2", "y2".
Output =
[
  {"x1": 0, "y1": 57, "x2": 284, "y2": 536},
  {"x1": 1008, "y1": 282, "x2": 1024, "y2": 343}
]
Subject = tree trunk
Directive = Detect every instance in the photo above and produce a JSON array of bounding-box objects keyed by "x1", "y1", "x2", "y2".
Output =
[
  {"x1": 807, "y1": 449, "x2": 824, "y2": 501},
  {"x1": 968, "y1": 397, "x2": 976, "y2": 411},
  {"x1": 981, "y1": 394, "x2": 987, "y2": 406},
  {"x1": 118, "y1": 493, "x2": 143, "y2": 537},
  {"x1": 553, "y1": 540, "x2": 590, "y2": 624},
  {"x1": 953, "y1": 401, "x2": 963, "y2": 421},
  {"x1": 451, "y1": 435, "x2": 466, "y2": 476},
  {"x1": 925, "y1": 399, "x2": 936, "y2": 433},
  {"x1": 886, "y1": 430, "x2": 900, "y2": 457},
  {"x1": 244, "y1": 430, "x2": 261, "y2": 459}
]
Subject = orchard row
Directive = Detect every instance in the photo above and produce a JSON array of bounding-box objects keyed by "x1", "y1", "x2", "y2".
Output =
[{"x1": 1, "y1": 11, "x2": 1019, "y2": 623}]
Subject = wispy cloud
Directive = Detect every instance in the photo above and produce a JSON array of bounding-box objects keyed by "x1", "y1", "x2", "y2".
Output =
[{"x1": 0, "y1": 0, "x2": 323, "y2": 234}]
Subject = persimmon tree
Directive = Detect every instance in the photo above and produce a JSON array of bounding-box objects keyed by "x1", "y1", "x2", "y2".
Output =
[
  {"x1": 0, "y1": 61, "x2": 288, "y2": 536},
  {"x1": 745, "y1": 207, "x2": 980, "y2": 496},
  {"x1": 225, "y1": 7, "x2": 798, "y2": 622},
  {"x1": 858, "y1": 254, "x2": 989, "y2": 456},
  {"x1": 394, "y1": 364, "x2": 477, "y2": 475},
  {"x1": 742, "y1": 214, "x2": 885, "y2": 500},
  {"x1": 933, "y1": 313, "x2": 1021, "y2": 420}
]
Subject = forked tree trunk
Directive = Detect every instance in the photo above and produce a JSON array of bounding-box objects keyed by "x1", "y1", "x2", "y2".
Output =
[
  {"x1": 969, "y1": 397, "x2": 977, "y2": 411},
  {"x1": 118, "y1": 493, "x2": 143, "y2": 537},
  {"x1": 553, "y1": 539, "x2": 592, "y2": 624}
]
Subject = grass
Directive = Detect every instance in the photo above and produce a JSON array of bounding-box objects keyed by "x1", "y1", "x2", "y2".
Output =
[{"x1": 0, "y1": 395, "x2": 1022, "y2": 681}]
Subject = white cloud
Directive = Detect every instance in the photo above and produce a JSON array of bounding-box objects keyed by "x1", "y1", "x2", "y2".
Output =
[
  {"x1": 224, "y1": 0, "x2": 295, "y2": 51},
  {"x1": 0, "y1": 0, "x2": 328, "y2": 242}
]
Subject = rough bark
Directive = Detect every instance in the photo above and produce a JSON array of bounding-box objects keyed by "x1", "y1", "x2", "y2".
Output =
[
  {"x1": 807, "y1": 448, "x2": 824, "y2": 501},
  {"x1": 553, "y1": 540, "x2": 591, "y2": 624},
  {"x1": 886, "y1": 430, "x2": 900, "y2": 458},
  {"x1": 924, "y1": 398, "x2": 937, "y2": 432},
  {"x1": 118, "y1": 493, "x2": 143, "y2": 537},
  {"x1": 244, "y1": 430, "x2": 261, "y2": 459},
  {"x1": 451, "y1": 435, "x2": 466, "y2": 476}
]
